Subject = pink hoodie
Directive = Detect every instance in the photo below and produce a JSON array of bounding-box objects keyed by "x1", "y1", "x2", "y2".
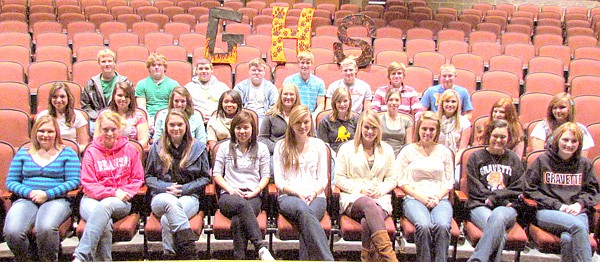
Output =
[{"x1": 81, "y1": 136, "x2": 144, "y2": 200}]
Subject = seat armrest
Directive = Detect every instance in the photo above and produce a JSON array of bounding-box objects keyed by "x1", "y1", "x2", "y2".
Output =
[
  {"x1": 332, "y1": 186, "x2": 340, "y2": 197},
  {"x1": 393, "y1": 187, "x2": 406, "y2": 199},
  {"x1": 0, "y1": 190, "x2": 12, "y2": 200},
  {"x1": 521, "y1": 196, "x2": 537, "y2": 207},
  {"x1": 455, "y1": 190, "x2": 468, "y2": 203},
  {"x1": 137, "y1": 185, "x2": 147, "y2": 195},
  {"x1": 268, "y1": 184, "x2": 278, "y2": 197},
  {"x1": 205, "y1": 183, "x2": 215, "y2": 196},
  {"x1": 67, "y1": 187, "x2": 81, "y2": 198}
]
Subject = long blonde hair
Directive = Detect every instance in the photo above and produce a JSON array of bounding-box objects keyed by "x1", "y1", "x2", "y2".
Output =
[
  {"x1": 280, "y1": 105, "x2": 314, "y2": 172},
  {"x1": 158, "y1": 109, "x2": 194, "y2": 174},
  {"x1": 353, "y1": 110, "x2": 383, "y2": 154},
  {"x1": 267, "y1": 82, "x2": 301, "y2": 116},
  {"x1": 437, "y1": 89, "x2": 462, "y2": 130}
]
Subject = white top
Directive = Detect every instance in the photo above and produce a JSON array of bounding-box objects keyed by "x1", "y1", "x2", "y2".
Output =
[
  {"x1": 397, "y1": 143, "x2": 454, "y2": 197},
  {"x1": 184, "y1": 75, "x2": 230, "y2": 122},
  {"x1": 326, "y1": 78, "x2": 372, "y2": 114},
  {"x1": 531, "y1": 120, "x2": 595, "y2": 150},
  {"x1": 36, "y1": 110, "x2": 87, "y2": 141},
  {"x1": 273, "y1": 137, "x2": 329, "y2": 198}
]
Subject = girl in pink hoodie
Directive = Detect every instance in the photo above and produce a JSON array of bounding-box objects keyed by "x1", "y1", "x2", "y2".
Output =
[{"x1": 73, "y1": 111, "x2": 144, "y2": 262}]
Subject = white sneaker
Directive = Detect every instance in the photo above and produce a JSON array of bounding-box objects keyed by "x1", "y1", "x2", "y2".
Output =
[{"x1": 258, "y1": 246, "x2": 275, "y2": 261}]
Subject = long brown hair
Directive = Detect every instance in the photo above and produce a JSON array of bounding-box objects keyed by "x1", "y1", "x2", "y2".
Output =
[
  {"x1": 158, "y1": 109, "x2": 194, "y2": 174},
  {"x1": 546, "y1": 92, "x2": 576, "y2": 131},
  {"x1": 481, "y1": 98, "x2": 524, "y2": 148},
  {"x1": 48, "y1": 82, "x2": 76, "y2": 127},
  {"x1": 109, "y1": 81, "x2": 137, "y2": 118},
  {"x1": 329, "y1": 87, "x2": 355, "y2": 121},
  {"x1": 29, "y1": 115, "x2": 64, "y2": 154},
  {"x1": 168, "y1": 86, "x2": 195, "y2": 117},
  {"x1": 281, "y1": 105, "x2": 314, "y2": 172},
  {"x1": 228, "y1": 110, "x2": 258, "y2": 167}
]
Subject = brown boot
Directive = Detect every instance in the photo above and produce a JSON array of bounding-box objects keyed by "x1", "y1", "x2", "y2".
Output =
[
  {"x1": 370, "y1": 230, "x2": 398, "y2": 262},
  {"x1": 361, "y1": 241, "x2": 380, "y2": 262},
  {"x1": 174, "y1": 228, "x2": 198, "y2": 260}
]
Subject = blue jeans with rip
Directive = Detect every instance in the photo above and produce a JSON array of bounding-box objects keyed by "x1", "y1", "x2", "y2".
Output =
[
  {"x1": 73, "y1": 196, "x2": 131, "y2": 262},
  {"x1": 151, "y1": 193, "x2": 199, "y2": 255},
  {"x1": 536, "y1": 209, "x2": 592, "y2": 262},
  {"x1": 468, "y1": 206, "x2": 517, "y2": 262},
  {"x1": 3, "y1": 198, "x2": 71, "y2": 262},
  {"x1": 403, "y1": 197, "x2": 452, "y2": 262},
  {"x1": 278, "y1": 195, "x2": 334, "y2": 261}
]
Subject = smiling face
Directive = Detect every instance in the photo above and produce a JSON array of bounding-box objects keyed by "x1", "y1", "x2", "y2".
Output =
[
  {"x1": 222, "y1": 94, "x2": 238, "y2": 117},
  {"x1": 558, "y1": 130, "x2": 580, "y2": 159},
  {"x1": 114, "y1": 88, "x2": 131, "y2": 111},
  {"x1": 361, "y1": 121, "x2": 378, "y2": 145},
  {"x1": 36, "y1": 122, "x2": 56, "y2": 150},
  {"x1": 148, "y1": 62, "x2": 166, "y2": 81},
  {"x1": 389, "y1": 69, "x2": 404, "y2": 87},
  {"x1": 281, "y1": 85, "x2": 297, "y2": 108},
  {"x1": 419, "y1": 119, "x2": 438, "y2": 143},
  {"x1": 552, "y1": 100, "x2": 570, "y2": 123},
  {"x1": 492, "y1": 106, "x2": 506, "y2": 120},
  {"x1": 488, "y1": 126, "x2": 509, "y2": 154},
  {"x1": 172, "y1": 93, "x2": 187, "y2": 109},
  {"x1": 234, "y1": 121, "x2": 252, "y2": 144},
  {"x1": 341, "y1": 64, "x2": 357, "y2": 86},
  {"x1": 335, "y1": 94, "x2": 350, "y2": 114},
  {"x1": 167, "y1": 114, "x2": 186, "y2": 143},
  {"x1": 51, "y1": 88, "x2": 69, "y2": 113},
  {"x1": 442, "y1": 94, "x2": 459, "y2": 116},
  {"x1": 195, "y1": 63, "x2": 212, "y2": 83},
  {"x1": 100, "y1": 119, "x2": 119, "y2": 148},
  {"x1": 98, "y1": 55, "x2": 115, "y2": 76},
  {"x1": 439, "y1": 68, "x2": 456, "y2": 90},
  {"x1": 299, "y1": 59, "x2": 313, "y2": 78},
  {"x1": 386, "y1": 93, "x2": 401, "y2": 113},
  {"x1": 292, "y1": 113, "x2": 311, "y2": 138},
  {"x1": 249, "y1": 65, "x2": 265, "y2": 86}
]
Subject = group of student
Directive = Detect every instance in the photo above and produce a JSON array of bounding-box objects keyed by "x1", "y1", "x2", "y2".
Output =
[{"x1": 2, "y1": 47, "x2": 599, "y2": 262}]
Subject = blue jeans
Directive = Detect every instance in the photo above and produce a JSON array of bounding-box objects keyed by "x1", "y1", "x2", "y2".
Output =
[
  {"x1": 536, "y1": 209, "x2": 592, "y2": 262},
  {"x1": 218, "y1": 193, "x2": 265, "y2": 259},
  {"x1": 151, "y1": 193, "x2": 199, "y2": 255},
  {"x1": 468, "y1": 206, "x2": 517, "y2": 262},
  {"x1": 3, "y1": 198, "x2": 71, "y2": 262},
  {"x1": 74, "y1": 196, "x2": 131, "y2": 262},
  {"x1": 403, "y1": 197, "x2": 452, "y2": 262},
  {"x1": 278, "y1": 195, "x2": 334, "y2": 261}
]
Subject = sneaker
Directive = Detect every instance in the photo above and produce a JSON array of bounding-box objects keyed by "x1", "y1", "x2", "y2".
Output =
[{"x1": 258, "y1": 247, "x2": 275, "y2": 261}]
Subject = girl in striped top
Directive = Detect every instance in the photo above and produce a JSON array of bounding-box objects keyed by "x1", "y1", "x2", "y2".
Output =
[{"x1": 3, "y1": 115, "x2": 81, "y2": 262}]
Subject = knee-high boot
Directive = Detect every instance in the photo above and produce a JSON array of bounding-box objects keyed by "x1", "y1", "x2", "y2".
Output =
[
  {"x1": 174, "y1": 228, "x2": 198, "y2": 260},
  {"x1": 370, "y1": 230, "x2": 398, "y2": 262}
]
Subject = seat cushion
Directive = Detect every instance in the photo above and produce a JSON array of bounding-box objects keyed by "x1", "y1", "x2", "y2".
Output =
[
  {"x1": 529, "y1": 223, "x2": 597, "y2": 254},
  {"x1": 277, "y1": 212, "x2": 331, "y2": 240},
  {"x1": 464, "y1": 220, "x2": 528, "y2": 250},
  {"x1": 144, "y1": 211, "x2": 204, "y2": 241},
  {"x1": 213, "y1": 209, "x2": 267, "y2": 239},
  {"x1": 76, "y1": 213, "x2": 140, "y2": 242},
  {"x1": 401, "y1": 216, "x2": 461, "y2": 243},
  {"x1": 340, "y1": 215, "x2": 396, "y2": 241},
  {"x1": 32, "y1": 216, "x2": 72, "y2": 239}
]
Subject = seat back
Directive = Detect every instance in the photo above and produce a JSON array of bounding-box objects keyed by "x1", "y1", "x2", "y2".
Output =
[
  {"x1": 0, "y1": 82, "x2": 30, "y2": 114},
  {"x1": 0, "y1": 109, "x2": 30, "y2": 147}
]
